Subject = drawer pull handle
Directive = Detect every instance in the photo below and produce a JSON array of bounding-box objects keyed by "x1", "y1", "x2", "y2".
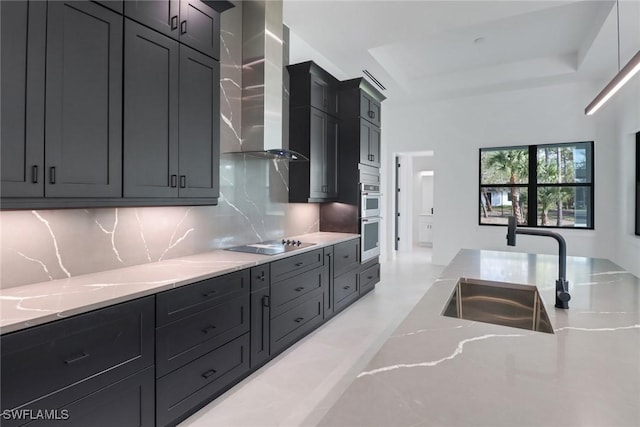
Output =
[
  {"x1": 180, "y1": 20, "x2": 187, "y2": 34},
  {"x1": 343, "y1": 286, "x2": 350, "y2": 290},
  {"x1": 170, "y1": 15, "x2": 178, "y2": 30},
  {"x1": 31, "y1": 165, "x2": 38, "y2": 183},
  {"x1": 295, "y1": 262, "x2": 304, "y2": 267},
  {"x1": 294, "y1": 317, "x2": 304, "y2": 323},
  {"x1": 202, "y1": 325, "x2": 216, "y2": 334},
  {"x1": 202, "y1": 369, "x2": 217, "y2": 379},
  {"x1": 343, "y1": 255, "x2": 349, "y2": 259},
  {"x1": 367, "y1": 276, "x2": 373, "y2": 280},
  {"x1": 262, "y1": 295, "x2": 270, "y2": 307},
  {"x1": 294, "y1": 286, "x2": 304, "y2": 292},
  {"x1": 64, "y1": 352, "x2": 90, "y2": 365},
  {"x1": 203, "y1": 290, "x2": 217, "y2": 298}
]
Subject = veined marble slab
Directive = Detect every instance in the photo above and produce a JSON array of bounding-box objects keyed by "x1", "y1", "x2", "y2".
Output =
[
  {"x1": 319, "y1": 249, "x2": 640, "y2": 427},
  {"x1": 0, "y1": 232, "x2": 358, "y2": 335}
]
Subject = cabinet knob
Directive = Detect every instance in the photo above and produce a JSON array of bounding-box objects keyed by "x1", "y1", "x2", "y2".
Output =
[
  {"x1": 171, "y1": 15, "x2": 178, "y2": 30},
  {"x1": 294, "y1": 317, "x2": 305, "y2": 323},
  {"x1": 31, "y1": 165, "x2": 39, "y2": 184},
  {"x1": 180, "y1": 20, "x2": 187, "y2": 34},
  {"x1": 180, "y1": 175, "x2": 186, "y2": 188},
  {"x1": 170, "y1": 175, "x2": 177, "y2": 188}
]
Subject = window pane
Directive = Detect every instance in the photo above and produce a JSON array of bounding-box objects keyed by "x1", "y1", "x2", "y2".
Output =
[
  {"x1": 480, "y1": 148, "x2": 529, "y2": 185},
  {"x1": 537, "y1": 142, "x2": 592, "y2": 184},
  {"x1": 536, "y1": 186, "x2": 592, "y2": 227},
  {"x1": 480, "y1": 186, "x2": 528, "y2": 225}
]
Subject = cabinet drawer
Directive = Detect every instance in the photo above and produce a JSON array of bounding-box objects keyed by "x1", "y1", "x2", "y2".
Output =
[
  {"x1": 270, "y1": 293, "x2": 323, "y2": 355},
  {"x1": 156, "y1": 334, "x2": 250, "y2": 427},
  {"x1": 334, "y1": 271, "x2": 358, "y2": 311},
  {"x1": 359, "y1": 262, "x2": 380, "y2": 296},
  {"x1": 270, "y1": 248, "x2": 323, "y2": 282},
  {"x1": 5, "y1": 367, "x2": 155, "y2": 427},
  {"x1": 156, "y1": 294, "x2": 249, "y2": 377},
  {"x1": 271, "y1": 267, "x2": 323, "y2": 318},
  {"x1": 156, "y1": 269, "x2": 249, "y2": 326},
  {"x1": 1, "y1": 297, "x2": 154, "y2": 411},
  {"x1": 333, "y1": 239, "x2": 360, "y2": 276}
]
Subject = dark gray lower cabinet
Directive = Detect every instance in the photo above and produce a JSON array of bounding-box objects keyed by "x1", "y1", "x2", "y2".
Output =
[
  {"x1": 155, "y1": 270, "x2": 251, "y2": 426},
  {"x1": 250, "y1": 265, "x2": 271, "y2": 369},
  {"x1": 270, "y1": 293, "x2": 324, "y2": 355},
  {"x1": 0, "y1": 239, "x2": 379, "y2": 425},
  {"x1": 0, "y1": 296, "x2": 155, "y2": 427},
  {"x1": 156, "y1": 334, "x2": 250, "y2": 427}
]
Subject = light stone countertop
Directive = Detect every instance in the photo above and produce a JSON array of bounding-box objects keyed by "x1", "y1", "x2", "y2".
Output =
[
  {"x1": 0, "y1": 232, "x2": 358, "y2": 335},
  {"x1": 319, "y1": 249, "x2": 640, "y2": 427}
]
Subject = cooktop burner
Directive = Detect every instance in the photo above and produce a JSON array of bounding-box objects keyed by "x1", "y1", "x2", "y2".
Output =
[{"x1": 225, "y1": 239, "x2": 316, "y2": 255}]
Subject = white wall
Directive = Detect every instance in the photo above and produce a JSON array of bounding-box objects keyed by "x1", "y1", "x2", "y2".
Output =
[{"x1": 383, "y1": 80, "x2": 620, "y2": 266}]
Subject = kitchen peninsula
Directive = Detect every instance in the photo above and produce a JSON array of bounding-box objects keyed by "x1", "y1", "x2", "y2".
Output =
[{"x1": 319, "y1": 249, "x2": 640, "y2": 427}]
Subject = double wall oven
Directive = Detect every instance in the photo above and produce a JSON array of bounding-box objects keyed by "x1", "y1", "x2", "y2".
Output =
[{"x1": 360, "y1": 165, "x2": 381, "y2": 262}]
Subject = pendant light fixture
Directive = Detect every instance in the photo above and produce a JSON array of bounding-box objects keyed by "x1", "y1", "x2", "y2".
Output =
[{"x1": 585, "y1": 0, "x2": 640, "y2": 115}]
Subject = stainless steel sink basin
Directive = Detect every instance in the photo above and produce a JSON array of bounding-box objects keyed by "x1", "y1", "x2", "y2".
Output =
[{"x1": 442, "y1": 278, "x2": 554, "y2": 334}]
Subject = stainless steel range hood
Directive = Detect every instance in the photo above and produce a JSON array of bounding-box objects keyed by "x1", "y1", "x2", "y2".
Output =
[{"x1": 226, "y1": 0, "x2": 307, "y2": 161}]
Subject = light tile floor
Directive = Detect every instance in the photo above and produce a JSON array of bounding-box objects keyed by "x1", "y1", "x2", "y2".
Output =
[{"x1": 180, "y1": 247, "x2": 443, "y2": 427}]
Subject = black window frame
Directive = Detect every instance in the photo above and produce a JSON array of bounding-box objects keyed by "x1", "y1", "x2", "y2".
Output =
[{"x1": 479, "y1": 141, "x2": 595, "y2": 229}]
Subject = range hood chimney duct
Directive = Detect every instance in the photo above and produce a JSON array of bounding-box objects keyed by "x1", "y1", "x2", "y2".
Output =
[{"x1": 232, "y1": 0, "x2": 307, "y2": 161}]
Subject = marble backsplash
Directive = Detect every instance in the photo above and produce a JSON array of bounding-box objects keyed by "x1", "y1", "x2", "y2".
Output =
[{"x1": 0, "y1": 1, "x2": 320, "y2": 289}]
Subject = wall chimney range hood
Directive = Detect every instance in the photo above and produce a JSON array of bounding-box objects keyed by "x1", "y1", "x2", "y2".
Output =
[{"x1": 226, "y1": 0, "x2": 308, "y2": 161}]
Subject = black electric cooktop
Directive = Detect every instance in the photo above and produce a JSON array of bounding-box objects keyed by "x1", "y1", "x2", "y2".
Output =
[{"x1": 225, "y1": 239, "x2": 316, "y2": 255}]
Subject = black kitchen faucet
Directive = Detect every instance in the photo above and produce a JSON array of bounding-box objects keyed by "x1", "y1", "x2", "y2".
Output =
[{"x1": 506, "y1": 216, "x2": 571, "y2": 309}]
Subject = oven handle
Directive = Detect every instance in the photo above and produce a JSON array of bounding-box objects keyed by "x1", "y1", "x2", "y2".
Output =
[{"x1": 361, "y1": 216, "x2": 382, "y2": 223}]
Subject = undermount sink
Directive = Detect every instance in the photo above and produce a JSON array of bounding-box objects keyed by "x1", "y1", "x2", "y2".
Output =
[{"x1": 442, "y1": 278, "x2": 554, "y2": 334}]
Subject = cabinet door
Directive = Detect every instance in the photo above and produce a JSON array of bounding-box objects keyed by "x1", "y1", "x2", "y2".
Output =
[
  {"x1": 360, "y1": 119, "x2": 380, "y2": 167},
  {"x1": 124, "y1": 0, "x2": 179, "y2": 41},
  {"x1": 324, "y1": 114, "x2": 339, "y2": 198},
  {"x1": 309, "y1": 108, "x2": 326, "y2": 199},
  {"x1": 250, "y1": 265, "x2": 270, "y2": 368},
  {"x1": 45, "y1": 1, "x2": 123, "y2": 198},
  {"x1": 179, "y1": 0, "x2": 220, "y2": 59},
  {"x1": 310, "y1": 74, "x2": 338, "y2": 116},
  {"x1": 178, "y1": 46, "x2": 220, "y2": 198},
  {"x1": 0, "y1": 1, "x2": 46, "y2": 197},
  {"x1": 124, "y1": 20, "x2": 179, "y2": 198},
  {"x1": 370, "y1": 125, "x2": 381, "y2": 167},
  {"x1": 360, "y1": 92, "x2": 381, "y2": 126},
  {"x1": 360, "y1": 119, "x2": 371, "y2": 164}
]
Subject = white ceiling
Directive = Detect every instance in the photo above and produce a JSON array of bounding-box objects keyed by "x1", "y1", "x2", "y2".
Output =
[{"x1": 283, "y1": 0, "x2": 631, "y2": 102}]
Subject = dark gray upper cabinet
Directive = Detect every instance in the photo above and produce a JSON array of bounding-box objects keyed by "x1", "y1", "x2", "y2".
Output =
[
  {"x1": 124, "y1": 0, "x2": 220, "y2": 60},
  {"x1": 45, "y1": 1, "x2": 123, "y2": 198},
  {"x1": 289, "y1": 107, "x2": 339, "y2": 203},
  {"x1": 178, "y1": 46, "x2": 220, "y2": 198},
  {"x1": 124, "y1": 20, "x2": 219, "y2": 200},
  {"x1": 360, "y1": 91, "x2": 382, "y2": 127},
  {"x1": 124, "y1": 20, "x2": 180, "y2": 198},
  {"x1": 359, "y1": 119, "x2": 381, "y2": 167},
  {"x1": 288, "y1": 61, "x2": 339, "y2": 117},
  {"x1": 0, "y1": 1, "x2": 46, "y2": 198},
  {"x1": 288, "y1": 61, "x2": 340, "y2": 203}
]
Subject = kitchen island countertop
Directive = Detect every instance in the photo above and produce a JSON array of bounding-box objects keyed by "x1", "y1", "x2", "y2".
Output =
[
  {"x1": 0, "y1": 232, "x2": 358, "y2": 334},
  {"x1": 319, "y1": 249, "x2": 640, "y2": 427}
]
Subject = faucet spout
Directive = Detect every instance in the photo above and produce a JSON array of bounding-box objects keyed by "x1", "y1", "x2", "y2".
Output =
[{"x1": 506, "y1": 216, "x2": 571, "y2": 309}]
